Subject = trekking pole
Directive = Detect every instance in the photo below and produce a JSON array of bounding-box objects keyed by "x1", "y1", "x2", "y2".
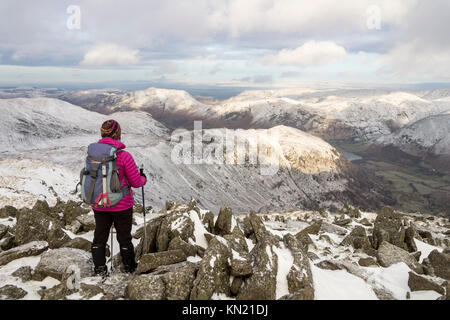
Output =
[
  {"x1": 110, "y1": 226, "x2": 114, "y2": 273},
  {"x1": 140, "y1": 165, "x2": 147, "y2": 248}
]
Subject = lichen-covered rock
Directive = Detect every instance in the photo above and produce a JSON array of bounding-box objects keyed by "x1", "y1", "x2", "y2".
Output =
[
  {"x1": 239, "y1": 216, "x2": 253, "y2": 237},
  {"x1": 76, "y1": 214, "x2": 96, "y2": 232},
  {"x1": 63, "y1": 237, "x2": 92, "y2": 252},
  {"x1": 283, "y1": 234, "x2": 314, "y2": 300},
  {"x1": 40, "y1": 265, "x2": 81, "y2": 300},
  {"x1": 358, "y1": 218, "x2": 372, "y2": 226},
  {"x1": 134, "y1": 215, "x2": 165, "y2": 260},
  {"x1": 56, "y1": 200, "x2": 90, "y2": 226},
  {"x1": 11, "y1": 266, "x2": 33, "y2": 282},
  {"x1": 0, "y1": 231, "x2": 15, "y2": 251},
  {"x1": 78, "y1": 273, "x2": 132, "y2": 300},
  {"x1": 404, "y1": 223, "x2": 418, "y2": 253},
  {"x1": 15, "y1": 209, "x2": 69, "y2": 248},
  {"x1": 340, "y1": 226, "x2": 376, "y2": 257},
  {"x1": 408, "y1": 271, "x2": 445, "y2": 294},
  {"x1": 230, "y1": 276, "x2": 244, "y2": 296},
  {"x1": 156, "y1": 212, "x2": 195, "y2": 252},
  {"x1": 33, "y1": 247, "x2": 92, "y2": 281},
  {"x1": 98, "y1": 273, "x2": 133, "y2": 300},
  {"x1": 237, "y1": 233, "x2": 279, "y2": 300},
  {"x1": 0, "y1": 285, "x2": 27, "y2": 300},
  {"x1": 333, "y1": 218, "x2": 352, "y2": 226},
  {"x1": 376, "y1": 241, "x2": 423, "y2": 274},
  {"x1": 136, "y1": 250, "x2": 187, "y2": 274},
  {"x1": 427, "y1": 250, "x2": 450, "y2": 280},
  {"x1": 320, "y1": 221, "x2": 348, "y2": 236},
  {"x1": 222, "y1": 233, "x2": 251, "y2": 277},
  {"x1": 202, "y1": 211, "x2": 215, "y2": 233},
  {"x1": 32, "y1": 200, "x2": 51, "y2": 216},
  {"x1": 339, "y1": 203, "x2": 361, "y2": 219},
  {"x1": 296, "y1": 220, "x2": 322, "y2": 237},
  {"x1": 295, "y1": 232, "x2": 314, "y2": 253},
  {"x1": 248, "y1": 211, "x2": 266, "y2": 242},
  {"x1": 168, "y1": 236, "x2": 197, "y2": 258},
  {"x1": 358, "y1": 257, "x2": 377, "y2": 267},
  {"x1": 190, "y1": 237, "x2": 231, "y2": 300},
  {"x1": 315, "y1": 260, "x2": 343, "y2": 271},
  {"x1": 214, "y1": 207, "x2": 233, "y2": 236},
  {"x1": 125, "y1": 274, "x2": 166, "y2": 300},
  {"x1": 373, "y1": 206, "x2": 406, "y2": 250},
  {"x1": 0, "y1": 206, "x2": 18, "y2": 218},
  {"x1": 151, "y1": 261, "x2": 198, "y2": 300},
  {"x1": 0, "y1": 241, "x2": 48, "y2": 266},
  {"x1": 0, "y1": 224, "x2": 8, "y2": 240},
  {"x1": 47, "y1": 222, "x2": 71, "y2": 248}
]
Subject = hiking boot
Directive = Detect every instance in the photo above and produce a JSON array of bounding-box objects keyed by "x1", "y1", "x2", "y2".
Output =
[
  {"x1": 120, "y1": 244, "x2": 137, "y2": 273},
  {"x1": 94, "y1": 265, "x2": 108, "y2": 277},
  {"x1": 91, "y1": 243, "x2": 107, "y2": 267}
]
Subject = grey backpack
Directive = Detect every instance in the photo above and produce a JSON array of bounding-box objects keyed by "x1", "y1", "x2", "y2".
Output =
[{"x1": 77, "y1": 143, "x2": 129, "y2": 208}]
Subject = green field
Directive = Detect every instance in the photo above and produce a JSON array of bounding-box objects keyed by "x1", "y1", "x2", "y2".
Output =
[{"x1": 330, "y1": 140, "x2": 450, "y2": 216}]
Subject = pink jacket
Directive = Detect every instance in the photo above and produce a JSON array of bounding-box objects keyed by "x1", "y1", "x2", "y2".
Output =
[{"x1": 92, "y1": 137, "x2": 147, "y2": 212}]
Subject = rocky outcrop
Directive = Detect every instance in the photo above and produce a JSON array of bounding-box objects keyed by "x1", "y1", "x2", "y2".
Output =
[
  {"x1": 0, "y1": 285, "x2": 27, "y2": 300},
  {"x1": 340, "y1": 226, "x2": 376, "y2": 257},
  {"x1": 127, "y1": 261, "x2": 198, "y2": 300},
  {"x1": 136, "y1": 250, "x2": 187, "y2": 274},
  {"x1": 11, "y1": 266, "x2": 33, "y2": 282},
  {"x1": 63, "y1": 237, "x2": 92, "y2": 252},
  {"x1": 248, "y1": 211, "x2": 266, "y2": 242},
  {"x1": 0, "y1": 206, "x2": 18, "y2": 218},
  {"x1": 156, "y1": 212, "x2": 195, "y2": 252},
  {"x1": 376, "y1": 241, "x2": 423, "y2": 274},
  {"x1": 134, "y1": 215, "x2": 165, "y2": 260},
  {"x1": 168, "y1": 236, "x2": 197, "y2": 258},
  {"x1": 33, "y1": 248, "x2": 92, "y2": 281},
  {"x1": 214, "y1": 207, "x2": 233, "y2": 236},
  {"x1": 126, "y1": 274, "x2": 166, "y2": 300},
  {"x1": 15, "y1": 209, "x2": 70, "y2": 249},
  {"x1": 237, "y1": 233, "x2": 279, "y2": 300},
  {"x1": 190, "y1": 237, "x2": 231, "y2": 300},
  {"x1": 373, "y1": 207, "x2": 406, "y2": 250},
  {"x1": 408, "y1": 272, "x2": 445, "y2": 294},
  {"x1": 427, "y1": 250, "x2": 450, "y2": 280},
  {"x1": 283, "y1": 234, "x2": 314, "y2": 300},
  {"x1": 296, "y1": 220, "x2": 322, "y2": 237},
  {"x1": 75, "y1": 214, "x2": 96, "y2": 233},
  {"x1": 0, "y1": 241, "x2": 48, "y2": 266}
]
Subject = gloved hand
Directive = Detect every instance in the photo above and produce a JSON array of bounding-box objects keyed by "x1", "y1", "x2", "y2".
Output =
[{"x1": 139, "y1": 168, "x2": 147, "y2": 180}]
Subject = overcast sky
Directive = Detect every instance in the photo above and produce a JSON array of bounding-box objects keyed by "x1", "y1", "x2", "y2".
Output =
[{"x1": 0, "y1": 0, "x2": 449, "y2": 89}]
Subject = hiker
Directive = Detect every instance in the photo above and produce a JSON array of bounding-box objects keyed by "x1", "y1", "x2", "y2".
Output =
[{"x1": 87, "y1": 120, "x2": 147, "y2": 276}]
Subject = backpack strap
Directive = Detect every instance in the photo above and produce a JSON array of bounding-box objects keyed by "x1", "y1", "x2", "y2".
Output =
[
  {"x1": 115, "y1": 149, "x2": 131, "y2": 196},
  {"x1": 87, "y1": 161, "x2": 100, "y2": 204}
]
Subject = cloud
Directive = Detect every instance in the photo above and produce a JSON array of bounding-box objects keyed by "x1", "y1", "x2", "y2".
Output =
[
  {"x1": 262, "y1": 41, "x2": 347, "y2": 67},
  {"x1": 378, "y1": 40, "x2": 450, "y2": 80},
  {"x1": 80, "y1": 43, "x2": 140, "y2": 66}
]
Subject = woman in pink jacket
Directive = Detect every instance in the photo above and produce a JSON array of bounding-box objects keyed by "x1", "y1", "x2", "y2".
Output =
[{"x1": 91, "y1": 120, "x2": 146, "y2": 276}]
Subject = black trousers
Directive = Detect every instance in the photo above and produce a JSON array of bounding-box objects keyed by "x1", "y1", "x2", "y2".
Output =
[{"x1": 93, "y1": 207, "x2": 133, "y2": 247}]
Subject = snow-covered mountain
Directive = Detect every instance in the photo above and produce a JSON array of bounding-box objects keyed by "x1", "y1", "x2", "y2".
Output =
[
  {"x1": 3, "y1": 86, "x2": 450, "y2": 144},
  {"x1": 101, "y1": 87, "x2": 450, "y2": 142},
  {"x1": 0, "y1": 98, "x2": 390, "y2": 213},
  {"x1": 378, "y1": 111, "x2": 450, "y2": 157}
]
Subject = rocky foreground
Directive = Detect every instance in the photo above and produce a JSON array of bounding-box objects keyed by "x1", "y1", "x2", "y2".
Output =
[{"x1": 0, "y1": 200, "x2": 449, "y2": 300}]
